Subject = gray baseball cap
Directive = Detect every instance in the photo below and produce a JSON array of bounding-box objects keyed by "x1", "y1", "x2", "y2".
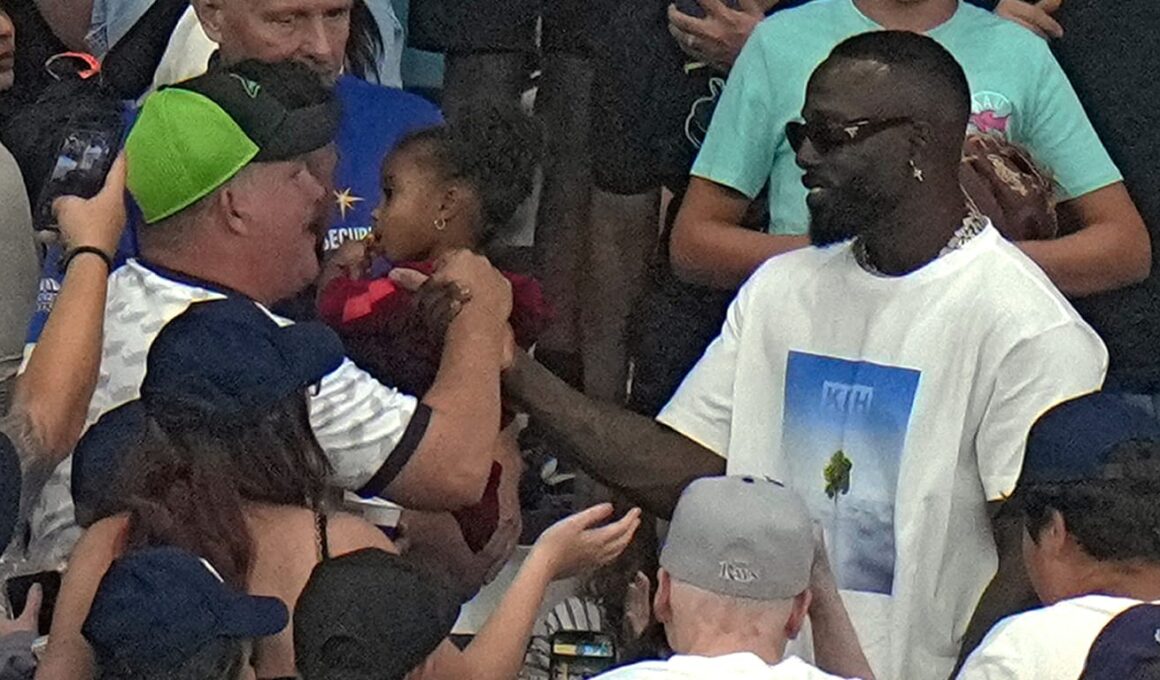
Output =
[{"x1": 661, "y1": 476, "x2": 814, "y2": 601}]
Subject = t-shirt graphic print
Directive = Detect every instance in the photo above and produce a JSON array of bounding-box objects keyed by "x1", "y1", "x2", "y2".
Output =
[{"x1": 783, "y1": 352, "x2": 920, "y2": 595}]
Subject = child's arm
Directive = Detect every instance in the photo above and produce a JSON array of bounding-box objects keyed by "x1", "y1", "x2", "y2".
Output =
[{"x1": 414, "y1": 505, "x2": 642, "y2": 680}]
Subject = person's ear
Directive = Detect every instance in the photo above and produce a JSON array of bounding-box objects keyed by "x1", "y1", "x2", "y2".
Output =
[
  {"x1": 437, "y1": 182, "x2": 474, "y2": 225},
  {"x1": 904, "y1": 118, "x2": 932, "y2": 161},
  {"x1": 785, "y1": 590, "x2": 812, "y2": 639},
  {"x1": 1041, "y1": 509, "x2": 1071, "y2": 557},
  {"x1": 219, "y1": 183, "x2": 253, "y2": 237},
  {"x1": 192, "y1": 0, "x2": 226, "y2": 44},
  {"x1": 653, "y1": 568, "x2": 673, "y2": 625}
]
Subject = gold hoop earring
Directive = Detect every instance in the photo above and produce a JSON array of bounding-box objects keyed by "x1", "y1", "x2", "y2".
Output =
[{"x1": 435, "y1": 217, "x2": 447, "y2": 231}]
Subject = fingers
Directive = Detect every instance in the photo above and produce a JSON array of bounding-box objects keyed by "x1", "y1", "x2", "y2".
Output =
[
  {"x1": 19, "y1": 584, "x2": 42, "y2": 627},
  {"x1": 388, "y1": 267, "x2": 430, "y2": 292},
  {"x1": 585, "y1": 507, "x2": 643, "y2": 546},
  {"x1": 667, "y1": 4, "x2": 709, "y2": 36},
  {"x1": 567, "y1": 502, "x2": 616, "y2": 530},
  {"x1": 597, "y1": 510, "x2": 642, "y2": 560},
  {"x1": 696, "y1": 0, "x2": 732, "y2": 18},
  {"x1": 1033, "y1": 10, "x2": 1064, "y2": 38},
  {"x1": 101, "y1": 153, "x2": 128, "y2": 197},
  {"x1": 1037, "y1": 0, "x2": 1062, "y2": 14}
]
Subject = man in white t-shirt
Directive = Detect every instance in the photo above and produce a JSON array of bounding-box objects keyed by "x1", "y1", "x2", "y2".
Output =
[
  {"x1": 957, "y1": 392, "x2": 1160, "y2": 679},
  {"x1": 595, "y1": 476, "x2": 871, "y2": 680},
  {"x1": 503, "y1": 32, "x2": 1107, "y2": 680}
]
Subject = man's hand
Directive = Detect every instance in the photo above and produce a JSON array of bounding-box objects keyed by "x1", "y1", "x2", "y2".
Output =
[
  {"x1": 433, "y1": 250, "x2": 513, "y2": 321},
  {"x1": 667, "y1": 0, "x2": 775, "y2": 71},
  {"x1": 52, "y1": 153, "x2": 127, "y2": 257},
  {"x1": 996, "y1": 0, "x2": 1063, "y2": 39},
  {"x1": 0, "y1": 584, "x2": 40, "y2": 638}
]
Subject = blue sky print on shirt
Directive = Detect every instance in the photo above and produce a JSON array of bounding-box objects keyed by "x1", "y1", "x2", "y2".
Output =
[{"x1": 783, "y1": 351, "x2": 921, "y2": 595}]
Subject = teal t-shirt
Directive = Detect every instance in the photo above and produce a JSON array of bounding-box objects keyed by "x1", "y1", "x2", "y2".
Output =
[{"x1": 691, "y1": 0, "x2": 1121, "y2": 235}]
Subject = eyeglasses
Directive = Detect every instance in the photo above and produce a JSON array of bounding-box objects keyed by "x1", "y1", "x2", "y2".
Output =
[{"x1": 786, "y1": 117, "x2": 914, "y2": 155}]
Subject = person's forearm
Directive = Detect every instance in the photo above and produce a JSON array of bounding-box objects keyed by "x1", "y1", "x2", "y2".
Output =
[
  {"x1": 504, "y1": 352, "x2": 723, "y2": 519},
  {"x1": 459, "y1": 549, "x2": 556, "y2": 680},
  {"x1": 953, "y1": 512, "x2": 1038, "y2": 677},
  {"x1": 413, "y1": 306, "x2": 505, "y2": 506},
  {"x1": 810, "y1": 585, "x2": 875, "y2": 680},
  {"x1": 9, "y1": 255, "x2": 110, "y2": 464},
  {"x1": 1018, "y1": 221, "x2": 1151, "y2": 296},
  {"x1": 671, "y1": 222, "x2": 808, "y2": 289},
  {"x1": 1019, "y1": 185, "x2": 1151, "y2": 297}
]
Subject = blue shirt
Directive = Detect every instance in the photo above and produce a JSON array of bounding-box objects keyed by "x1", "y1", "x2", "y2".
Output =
[{"x1": 25, "y1": 75, "x2": 442, "y2": 346}]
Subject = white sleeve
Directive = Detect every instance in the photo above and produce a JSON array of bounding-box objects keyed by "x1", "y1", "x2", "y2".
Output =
[
  {"x1": 956, "y1": 617, "x2": 1035, "y2": 680},
  {"x1": 656, "y1": 277, "x2": 755, "y2": 457},
  {"x1": 976, "y1": 321, "x2": 1108, "y2": 500},
  {"x1": 308, "y1": 358, "x2": 425, "y2": 495}
]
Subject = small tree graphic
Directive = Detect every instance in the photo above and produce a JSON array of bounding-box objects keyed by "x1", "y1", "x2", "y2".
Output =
[
  {"x1": 824, "y1": 450, "x2": 853, "y2": 501},
  {"x1": 823, "y1": 449, "x2": 853, "y2": 573}
]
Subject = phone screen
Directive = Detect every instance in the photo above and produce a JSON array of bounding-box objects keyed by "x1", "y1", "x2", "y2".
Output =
[
  {"x1": 35, "y1": 128, "x2": 120, "y2": 231},
  {"x1": 5, "y1": 570, "x2": 62, "y2": 636},
  {"x1": 549, "y1": 632, "x2": 616, "y2": 680}
]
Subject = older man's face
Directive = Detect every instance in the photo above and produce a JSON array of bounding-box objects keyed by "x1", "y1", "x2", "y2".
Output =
[{"x1": 201, "y1": 0, "x2": 352, "y2": 84}]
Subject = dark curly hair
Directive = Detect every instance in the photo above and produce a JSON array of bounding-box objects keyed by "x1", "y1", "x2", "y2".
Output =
[
  {"x1": 397, "y1": 104, "x2": 542, "y2": 246},
  {"x1": 1018, "y1": 439, "x2": 1160, "y2": 563}
]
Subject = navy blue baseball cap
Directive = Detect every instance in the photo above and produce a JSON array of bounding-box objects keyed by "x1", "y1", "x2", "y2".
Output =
[
  {"x1": 1021, "y1": 392, "x2": 1160, "y2": 486},
  {"x1": 0, "y1": 432, "x2": 21, "y2": 549},
  {"x1": 72, "y1": 297, "x2": 345, "y2": 521},
  {"x1": 1079, "y1": 604, "x2": 1160, "y2": 680},
  {"x1": 83, "y1": 546, "x2": 289, "y2": 674}
]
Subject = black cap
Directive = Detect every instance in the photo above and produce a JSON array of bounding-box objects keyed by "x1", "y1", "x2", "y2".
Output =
[
  {"x1": 294, "y1": 549, "x2": 461, "y2": 680},
  {"x1": 170, "y1": 59, "x2": 341, "y2": 162}
]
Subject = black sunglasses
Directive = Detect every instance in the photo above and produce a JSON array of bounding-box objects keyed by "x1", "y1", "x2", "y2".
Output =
[{"x1": 786, "y1": 117, "x2": 915, "y2": 154}]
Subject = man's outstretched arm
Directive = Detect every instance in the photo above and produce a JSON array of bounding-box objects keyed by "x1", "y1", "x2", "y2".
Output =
[{"x1": 503, "y1": 352, "x2": 725, "y2": 519}]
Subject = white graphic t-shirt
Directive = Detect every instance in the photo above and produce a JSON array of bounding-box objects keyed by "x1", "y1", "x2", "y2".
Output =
[
  {"x1": 958, "y1": 595, "x2": 1154, "y2": 679},
  {"x1": 658, "y1": 224, "x2": 1107, "y2": 680},
  {"x1": 595, "y1": 654, "x2": 855, "y2": 680}
]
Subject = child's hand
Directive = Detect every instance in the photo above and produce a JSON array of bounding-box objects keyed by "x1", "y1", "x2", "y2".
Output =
[
  {"x1": 316, "y1": 238, "x2": 373, "y2": 294},
  {"x1": 531, "y1": 504, "x2": 642, "y2": 580},
  {"x1": 330, "y1": 238, "x2": 373, "y2": 279}
]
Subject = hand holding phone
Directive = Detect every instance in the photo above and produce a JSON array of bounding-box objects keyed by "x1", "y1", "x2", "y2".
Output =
[
  {"x1": 34, "y1": 121, "x2": 124, "y2": 234},
  {"x1": 4, "y1": 570, "x2": 61, "y2": 637}
]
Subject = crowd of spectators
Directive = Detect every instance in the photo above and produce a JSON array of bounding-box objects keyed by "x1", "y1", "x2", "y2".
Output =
[{"x1": 0, "y1": 0, "x2": 1158, "y2": 679}]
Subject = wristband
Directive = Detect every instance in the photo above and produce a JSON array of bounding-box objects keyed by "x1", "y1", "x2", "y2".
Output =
[{"x1": 62, "y1": 246, "x2": 114, "y2": 274}]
